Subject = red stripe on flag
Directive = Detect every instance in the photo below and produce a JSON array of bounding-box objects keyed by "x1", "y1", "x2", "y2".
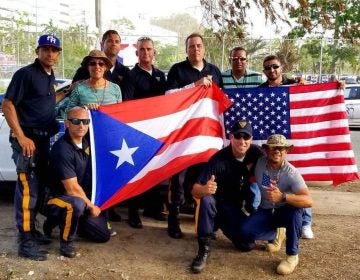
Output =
[
  {"x1": 290, "y1": 157, "x2": 357, "y2": 168},
  {"x1": 290, "y1": 111, "x2": 348, "y2": 125},
  {"x1": 101, "y1": 149, "x2": 219, "y2": 209},
  {"x1": 291, "y1": 127, "x2": 350, "y2": 139}
]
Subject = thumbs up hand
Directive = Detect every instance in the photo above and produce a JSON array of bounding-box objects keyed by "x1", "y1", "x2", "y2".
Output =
[{"x1": 204, "y1": 175, "x2": 217, "y2": 195}]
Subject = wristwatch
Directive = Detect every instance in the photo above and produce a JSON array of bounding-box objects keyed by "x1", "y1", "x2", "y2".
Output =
[{"x1": 281, "y1": 192, "x2": 287, "y2": 202}]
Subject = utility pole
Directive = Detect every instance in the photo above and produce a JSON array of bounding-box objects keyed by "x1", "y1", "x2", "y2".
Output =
[{"x1": 95, "y1": 0, "x2": 102, "y2": 35}]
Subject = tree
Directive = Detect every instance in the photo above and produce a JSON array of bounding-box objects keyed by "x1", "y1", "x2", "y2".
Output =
[{"x1": 200, "y1": 0, "x2": 360, "y2": 41}]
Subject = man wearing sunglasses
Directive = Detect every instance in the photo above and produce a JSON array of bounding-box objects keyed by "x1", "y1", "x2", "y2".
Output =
[
  {"x1": 43, "y1": 106, "x2": 110, "y2": 258},
  {"x1": 259, "y1": 55, "x2": 299, "y2": 87},
  {"x1": 239, "y1": 134, "x2": 313, "y2": 275},
  {"x1": 259, "y1": 54, "x2": 313, "y2": 240},
  {"x1": 189, "y1": 120, "x2": 263, "y2": 273},
  {"x1": 222, "y1": 47, "x2": 264, "y2": 89}
]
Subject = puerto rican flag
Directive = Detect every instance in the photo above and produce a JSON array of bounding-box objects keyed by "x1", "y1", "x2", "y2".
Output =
[
  {"x1": 89, "y1": 84, "x2": 232, "y2": 209},
  {"x1": 224, "y1": 82, "x2": 359, "y2": 185}
]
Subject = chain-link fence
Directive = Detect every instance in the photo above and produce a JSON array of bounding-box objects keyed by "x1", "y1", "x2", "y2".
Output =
[{"x1": 1, "y1": 31, "x2": 360, "y2": 87}]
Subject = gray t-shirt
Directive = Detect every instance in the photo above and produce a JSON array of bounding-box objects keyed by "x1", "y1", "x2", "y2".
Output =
[{"x1": 255, "y1": 156, "x2": 306, "y2": 209}]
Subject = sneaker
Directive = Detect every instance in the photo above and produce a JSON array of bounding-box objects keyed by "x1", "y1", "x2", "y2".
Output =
[
  {"x1": 266, "y1": 227, "x2": 286, "y2": 253},
  {"x1": 301, "y1": 225, "x2": 314, "y2": 239},
  {"x1": 277, "y1": 255, "x2": 299, "y2": 275}
]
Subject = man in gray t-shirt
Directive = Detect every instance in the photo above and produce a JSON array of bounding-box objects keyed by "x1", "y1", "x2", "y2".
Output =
[{"x1": 239, "y1": 134, "x2": 313, "y2": 276}]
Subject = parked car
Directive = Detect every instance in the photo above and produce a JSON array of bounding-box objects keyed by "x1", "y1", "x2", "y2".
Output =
[
  {"x1": 344, "y1": 84, "x2": 360, "y2": 128},
  {"x1": 0, "y1": 79, "x2": 70, "y2": 182}
]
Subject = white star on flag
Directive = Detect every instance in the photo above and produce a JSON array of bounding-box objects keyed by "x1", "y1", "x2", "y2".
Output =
[{"x1": 110, "y1": 139, "x2": 139, "y2": 168}]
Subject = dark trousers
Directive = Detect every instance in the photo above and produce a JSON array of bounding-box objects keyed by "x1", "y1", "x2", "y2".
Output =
[
  {"x1": 11, "y1": 136, "x2": 50, "y2": 233},
  {"x1": 197, "y1": 195, "x2": 249, "y2": 250},
  {"x1": 240, "y1": 205, "x2": 303, "y2": 255},
  {"x1": 45, "y1": 195, "x2": 110, "y2": 243}
]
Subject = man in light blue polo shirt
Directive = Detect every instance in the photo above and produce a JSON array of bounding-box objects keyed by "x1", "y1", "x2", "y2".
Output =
[{"x1": 221, "y1": 47, "x2": 263, "y2": 89}]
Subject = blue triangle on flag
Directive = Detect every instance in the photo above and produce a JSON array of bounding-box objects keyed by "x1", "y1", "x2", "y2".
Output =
[{"x1": 90, "y1": 110, "x2": 164, "y2": 206}]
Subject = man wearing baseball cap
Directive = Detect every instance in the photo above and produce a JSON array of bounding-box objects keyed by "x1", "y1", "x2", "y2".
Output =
[
  {"x1": 190, "y1": 120, "x2": 264, "y2": 273},
  {"x1": 239, "y1": 134, "x2": 313, "y2": 275},
  {"x1": 2, "y1": 34, "x2": 62, "y2": 260}
]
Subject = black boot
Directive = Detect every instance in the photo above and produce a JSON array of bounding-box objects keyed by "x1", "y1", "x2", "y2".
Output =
[
  {"x1": 127, "y1": 206, "x2": 143, "y2": 229},
  {"x1": 18, "y1": 233, "x2": 48, "y2": 261},
  {"x1": 190, "y1": 237, "x2": 211, "y2": 273},
  {"x1": 167, "y1": 205, "x2": 183, "y2": 239},
  {"x1": 108, "y1": 207, "x2": 122, "y2": 222},
  {"x1": 60, "y1": 241, "x2": 76, "y2": 258},
  {"x1": 31, "y1": 228, "x2": 52, "y2": 245}
]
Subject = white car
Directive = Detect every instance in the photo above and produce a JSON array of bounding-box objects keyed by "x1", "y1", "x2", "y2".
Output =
[
  {"x1": 344, "y1": 84, "x2": 360, "y2": 128},
  {"x1": 0, "y1": 79, "x2": 70, "y2": 181}
]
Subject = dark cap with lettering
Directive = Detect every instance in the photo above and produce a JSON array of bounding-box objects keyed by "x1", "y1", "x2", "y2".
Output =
[{"x1": 37, "y1": 34, "x2": 62, "y2": 51}]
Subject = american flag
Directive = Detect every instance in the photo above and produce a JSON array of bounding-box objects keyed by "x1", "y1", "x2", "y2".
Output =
[{"x1": 224, "y1": 82, "x2": 359, "y2": 185}]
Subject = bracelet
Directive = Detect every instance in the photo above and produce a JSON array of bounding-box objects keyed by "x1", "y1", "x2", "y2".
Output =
[{"x1": 281, "y1": 192, "x2": 287, "y2": 202}]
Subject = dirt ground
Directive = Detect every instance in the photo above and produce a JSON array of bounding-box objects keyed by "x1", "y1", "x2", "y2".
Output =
[{"x1": 0, "y1": 181, "x2": 360, "y2": 280}]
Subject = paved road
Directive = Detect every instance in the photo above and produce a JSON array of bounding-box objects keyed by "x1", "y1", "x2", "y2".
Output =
[{"x1": 350, "y1": 129, "x2": 360, "y2": 171}]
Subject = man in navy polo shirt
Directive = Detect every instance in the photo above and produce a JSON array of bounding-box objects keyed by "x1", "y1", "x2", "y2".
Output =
[
  {"x1": 165, "y1": 33, "x2": 223, "y2": 239},
  {"x1": 2, "y1": 34, "x2": 62, "y2": 261},
  {"x1": 43, "y1": 106, "x2": 110, "y2": 258},
  {"x1": 127, "y1": 36, "x2": 167, "y2": 228}
]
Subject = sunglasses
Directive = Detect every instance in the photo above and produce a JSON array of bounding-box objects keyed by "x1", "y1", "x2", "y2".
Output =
[
  {"x1": 89, "y1": 61, "x2": 106, "y2": 67},
  {"x1": 230, "y1": 56, "x2": 247, "y2": 62},
  {"x1": 67, "y1": 118, "x2": 91, "y2": 125},
  {"x1": 267, "y1": 146, "x2": 287, "y2": 152},
  {"x1": 264, "y1": 64, "x2": 280, "y2": 71},
  {"x1": 233, "y1": 132, "x2": 251, "y2": 140}
]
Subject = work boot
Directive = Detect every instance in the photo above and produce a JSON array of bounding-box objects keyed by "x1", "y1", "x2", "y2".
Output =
[
  {"x1": 277, "y1": 254, "x2": 299, "y2": 275},
  {"x1": 43, "y1": 219, "x2": 56, "y2": 239},
  {"x1": 18, "y1": 233, "x2": 48, "y2": 261},
  {"x1": 190, "y1": 237, "x2": 211, "y2": 273},
  {"x1": 167, "y1": 205, "x2": 183, "y2": 239},
  {"x1": 266, "y1": 227, "x2": 286, "y2": 253},
  {"x1": 127, "y1": 207, "x2": 143, "y2": 229},
  {"x1": 31, "y1": 229, "x2": 52, "y2": 245},
  {"x1": 60, "y1": 241, "x2": 76, "y2": 258},
  {"x1": 108, "y1": 207, "x2": 122, "y2": 222}
]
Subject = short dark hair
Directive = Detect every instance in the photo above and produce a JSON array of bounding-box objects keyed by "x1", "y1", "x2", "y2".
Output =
[
  {"x1": 137, "y1": 36, "x2": 154, "y2": 46},
  {"x1": 185, "y1": 33, "x2": 204, "y2": 50},
  {"x1": 263, "y1": 54, "x2": 280, "y2": 65},
  {"x1": 101, "y1": 30, "x2": 120, "y2": 43},
  {"x1": 229, "y1": 47, "x2": 247, "y2": 57}
]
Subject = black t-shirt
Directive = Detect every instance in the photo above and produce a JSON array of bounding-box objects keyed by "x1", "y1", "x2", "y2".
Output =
[
  {"x1": 197, "y1": 144, "x2": 263, "y2": 211},
  {"x1": 130, "y1": 63, "x2": 166, "y2": 99},
  {"x1": 258, "y1": 75, "x2": 297, "y2": 87},
  {"x1": 166, "y1": 58, "x2": 223, "y2": 91},
  {"x1": 49, "y1": 131, "x2": 92, "y2": 198},
  {"x1": 5, "y1": 59, "x2": 56, "y2": 128}
]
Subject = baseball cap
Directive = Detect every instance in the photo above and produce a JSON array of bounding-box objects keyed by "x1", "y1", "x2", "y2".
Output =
[
  {"x1": 261, "y1": 134, "x2": 294, "y2": 150},
  {"x1": 37, "y1": 34, "x2": 62, "y2": 51},
  {"x1": 230, "y1": 120, "x2": 253, "y2": 136}
]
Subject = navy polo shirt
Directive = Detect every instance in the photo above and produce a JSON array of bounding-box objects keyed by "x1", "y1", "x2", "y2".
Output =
[
  {"x1": 49, "y1": 131, "x2": 92, "y2": 197},
  {"x1": 166, "y1": 58, "x2": 223, "y2": 91},
  {"x1": 5, "y1": 58, "x2": 56, "y2": 128},
  {"x1": 130, "y1": 63, "x2": 166, "y2": 99},
  {"x1": 72, "y1": 60, "x2": 135, "y2": 101},
  {"x1": 197, "y1": 145, "x2": 263, "y2": 210}
]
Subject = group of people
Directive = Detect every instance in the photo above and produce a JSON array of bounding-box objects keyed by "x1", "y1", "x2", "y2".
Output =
[{"x1": 2, "y1": 30, "x2": 314, "y2": 275}]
